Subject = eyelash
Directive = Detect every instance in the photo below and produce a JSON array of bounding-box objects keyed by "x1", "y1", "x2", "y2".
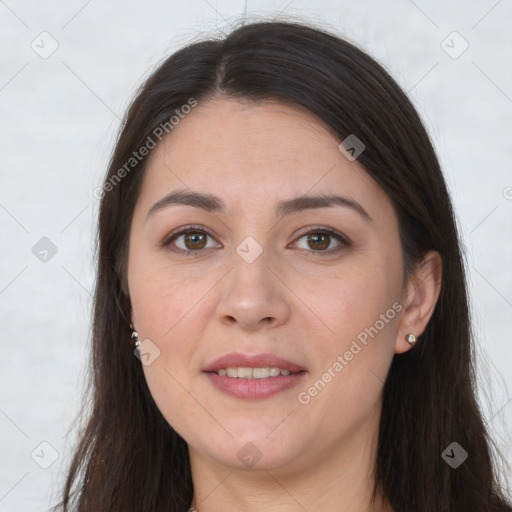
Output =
[{"x1": 160, "y1": 225, "x2": 351, "y2": 257}]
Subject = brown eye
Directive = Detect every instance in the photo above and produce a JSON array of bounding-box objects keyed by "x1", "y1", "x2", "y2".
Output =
[
  {"x1": 183, "y1": 231, "x2": 207, "y2": 250},
  {"x1": 292, "y1": 228, "x2": 350, "y2": 255},
  {"x1": 307, "y1": 232, "x2": 331, "y2": 250},
  {"x1": 162, "y1": 226, "x2": 219, "y2": 254}
]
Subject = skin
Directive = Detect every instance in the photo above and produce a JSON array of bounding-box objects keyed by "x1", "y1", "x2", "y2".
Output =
[{"x1": 127, "y1": 97, "x2": 442, "y2": 512}]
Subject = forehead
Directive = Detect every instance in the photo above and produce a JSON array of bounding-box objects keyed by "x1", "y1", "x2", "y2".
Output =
[
  {"x1": 137, "y1": 97, "x2": 395, "y2": 224},
  {"x1": 154, "y1": 97, "x2": 345, "y2": 171}
]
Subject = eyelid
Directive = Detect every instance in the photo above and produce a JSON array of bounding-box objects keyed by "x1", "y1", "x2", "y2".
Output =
[{"x1": 293, "y1": 225, "x2": 350, "y2": 243}]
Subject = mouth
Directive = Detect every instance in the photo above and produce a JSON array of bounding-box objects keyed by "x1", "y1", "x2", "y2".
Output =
[
  {"x1": 205, "y1": 367, "x2": 306, "y2": 379},
  {"x1": 202, "y1": 352, "x2": 307, "y2": 399}
]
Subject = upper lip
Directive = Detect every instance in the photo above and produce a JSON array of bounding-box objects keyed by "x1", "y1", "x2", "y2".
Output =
[{"x1": 203, "y1": 352, "x2": 306, "y2": 373}]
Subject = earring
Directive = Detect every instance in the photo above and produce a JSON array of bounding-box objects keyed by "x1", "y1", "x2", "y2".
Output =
[
  {"x1": 130, "y1": 323, "x2": 141, "y2": 353},
  {"x1": 405, "y1": 333, "x2": 417, "y2": 345}
]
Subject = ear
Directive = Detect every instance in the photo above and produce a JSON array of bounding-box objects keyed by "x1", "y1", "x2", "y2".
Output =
[
  {"x1": 395, "y1": 250, "x2": 443, "y2": 354},
  {"x1": 130, "y1": 309, "x2": 136, "y2": 326}
]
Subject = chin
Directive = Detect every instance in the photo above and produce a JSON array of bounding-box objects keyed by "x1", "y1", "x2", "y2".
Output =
[
  {"x1": 212, "y1": 447, "x2": 300, "y2": 472},
  {"x1": 192, "y1": 430, "x2": 305, "y2": 470}
]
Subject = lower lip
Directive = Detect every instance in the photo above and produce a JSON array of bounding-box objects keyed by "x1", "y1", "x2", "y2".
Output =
[{"x1": 204, "y1": 371, "x2": 307, "y2": 400}]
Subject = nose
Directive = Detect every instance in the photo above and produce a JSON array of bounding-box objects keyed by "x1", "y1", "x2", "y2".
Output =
[{"x1": 215, "y1": 251, "x2": 292, "y2": 332}]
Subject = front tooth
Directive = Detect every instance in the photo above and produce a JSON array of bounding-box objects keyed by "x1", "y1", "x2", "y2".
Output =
[
  {"x1": 237, "y1": 367, "x2": 253, "y2": 378},
  {"x1": 252, "y1": 367, "x2": 270, "y2": 379},
  {"x1": 227, "y1": 368, "x2": 238, "y2": 377},
  {"x1": 269, "y1": 367, "x2": 281, "y2": 377}
]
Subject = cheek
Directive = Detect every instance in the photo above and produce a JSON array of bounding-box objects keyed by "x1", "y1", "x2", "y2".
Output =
[
  {"x1": 296, "y1": 256, "x2": 400, "y2": 414},
  {"x1": 299, "y1": 255, "x2": 400, "y2": 343},
  {"x1": 142, "y1": 359, "x2": 209, "y2": 444},
  {"x1": 128, "y1": 248, "x2": 217, "y2": 386},
  {"x1": 129, "y1": 261, "x2": 210, "y2": 435},
  {"x1": 130, "y1": 276, "x2": 206, "y2": 387},
  {"x1": 128, "y1": 242, "x2": 200, "y2": 337}
]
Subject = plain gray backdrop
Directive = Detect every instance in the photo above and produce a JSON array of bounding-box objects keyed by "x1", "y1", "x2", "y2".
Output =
[{"x1": 1, "y1": 0, "x2": 511, "y2": 510}]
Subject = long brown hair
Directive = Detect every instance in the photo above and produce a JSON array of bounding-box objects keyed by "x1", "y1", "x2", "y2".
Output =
[{"x1": 53, "y1": 19, "x2": 512, "y2": 512}]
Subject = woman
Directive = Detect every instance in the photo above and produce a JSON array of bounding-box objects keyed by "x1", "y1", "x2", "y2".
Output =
[{"x1": 54, "y1": 19, "x2": 512, "y2": 512}]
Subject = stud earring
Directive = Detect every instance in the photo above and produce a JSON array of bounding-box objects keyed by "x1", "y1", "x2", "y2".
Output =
[
  {"x1": 130, "y1": 323, "x2": 141, "y2": 353},
  {"x1": 405, "y1": 333, "x2": 417, "y2": 345}
]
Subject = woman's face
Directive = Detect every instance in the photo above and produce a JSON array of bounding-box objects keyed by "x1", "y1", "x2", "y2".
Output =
[{"x1": 127, "y1": 97, "x2": 416, "y2": 473}]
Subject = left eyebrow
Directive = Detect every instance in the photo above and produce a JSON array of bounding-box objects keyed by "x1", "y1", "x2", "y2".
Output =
[
  {"x1": 275, "y1": 194, "x2": 372, "y2": 222},
  {"x1": 145, "y1": 189, "x2": 373, "y2": 223}
]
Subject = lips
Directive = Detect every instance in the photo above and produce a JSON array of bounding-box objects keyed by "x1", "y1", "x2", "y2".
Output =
[{"x1": 202, "y1": 352, "x2": 306, "y2": 374}]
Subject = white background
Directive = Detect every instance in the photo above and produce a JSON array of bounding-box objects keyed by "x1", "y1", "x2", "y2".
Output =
[{"x1": 1, "y1": 0, "x2": 511, "y2": 510}]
